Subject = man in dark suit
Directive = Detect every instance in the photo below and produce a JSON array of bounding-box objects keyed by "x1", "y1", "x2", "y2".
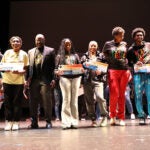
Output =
[{"x1": 27, "y1": 34, "x2": 55, "y2": 129}]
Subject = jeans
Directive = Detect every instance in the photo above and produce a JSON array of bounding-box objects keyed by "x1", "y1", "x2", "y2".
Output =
[{"x1": 125, "y1": 85, "x2": 133, "y2": 114}]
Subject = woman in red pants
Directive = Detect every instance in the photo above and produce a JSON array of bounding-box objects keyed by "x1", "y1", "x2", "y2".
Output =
[{"x1": 102, "y1": 27, "x2": 131, "y2": 126}]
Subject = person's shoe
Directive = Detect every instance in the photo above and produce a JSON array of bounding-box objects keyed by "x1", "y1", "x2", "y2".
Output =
[
  {"x1": 147, "y1": 115, "x2": 150, "y2": 119},
  {"x1": 139, "y1": 118, "x2": 146, "y2": 125},
  {"x1": 80, "y1": 118, "x2": 86, "y2": 121},
  {"x1": 110, "y1": 118, "x2": 116, "y2": 125},
  {"x1": 62, "y1": 126, "x2": 71, "y2": 130},
  {"x1": 131, "y1": 113, "x2": 135, "y2": 120},
  {"x1": 46, "y1": 122, "x2": 52, "y2": 129},
  {"x1": 4, "y1": 121, "x2": 13, "y2": 131},
  {"x1": 97, "y1": 117, "x2": 102, "y2": 120},
  {"x1": 119, "y1": 120, "x2": 126, "y2": 126},
  {"x1": 91, "y1": 121, "x2": 97, "y2": 127},
  {"x1": 28, "y1": 123, "x2": 39, "y2": 129},
  {"x1": 100, "y1": 117, "x2": 108, "y2": 127},
  {"x1": 12, "y1": 122, "x2": 19, "y2": 131},
  {"x1": 71, "y1": 125, "x2": 78, "y2": 129},
  {"x1": 55, "y1": 118, "x2": 60, "y2": 121}
]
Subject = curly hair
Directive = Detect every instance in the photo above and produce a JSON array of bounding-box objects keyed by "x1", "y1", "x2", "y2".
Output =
[
  {"x1": 131, "y1": 27, "x2": 146, "y2": 38},
  {"x1": 112, "y1": 26, "x2": 125, "y2": 36}
]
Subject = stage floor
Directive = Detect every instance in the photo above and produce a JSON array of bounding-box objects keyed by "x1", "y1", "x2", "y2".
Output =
[{"x1": 0, "y1": 119, "x2": 150, "y2": 150}]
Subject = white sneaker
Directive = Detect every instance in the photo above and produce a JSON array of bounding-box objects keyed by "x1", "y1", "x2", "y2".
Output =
[
  {"x1": 139, "y1": 118, "x2": 146, "y2": 125},
  {"x1": 110, "y1": 118, "x2": 116, "y2": 125},
  {"x1": 100, "y1": 117, "x2": 108, "y2": 127},
  {"x1": 4, "y1": 121, "x2": 13, "y2": 131},
  {"x1": 12, "y1": 122, "x2": 19, "y2": 131},
  {"x1": 147, "y1": 115, "x2": 150, "y2": 119},
  {"x1": 119, "y1": 120, "x2": 126, "y2": 126},
  {"x1": 131, "y1": 114, "x2": 135, "y2": 120}
]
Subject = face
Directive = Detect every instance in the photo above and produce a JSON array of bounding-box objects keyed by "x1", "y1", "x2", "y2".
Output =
[
  {"x1": 64, "y1": 40, "x2": 72, "y2": 52},
  {"x1": 35, "y1": 35, "x2": 45, "y2": 48},
  {"x1": 134, "y1": 32, "x2": 144, "y2": 43},
  {"x1": 89, "y1": 42, "x2": 98, "y2": 54},
  {"x1": 10, "y1": 37, "x2": 22, "y2": 52},
  {"x1": 114, "y1": 32, "x2": 124, "y2": 43}
]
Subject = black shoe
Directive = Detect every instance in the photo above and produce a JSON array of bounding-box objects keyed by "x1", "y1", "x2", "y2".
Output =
[
  {"x1": 71, "y1": 125, "x2": 78, "y2": 129},
  {"x1": 62, "y1": 127, "x2": 71, "y2": 130},
  {"x1": 46, "y1": 122, "x2": 52, "y2": 129},
  {"x1": 28, "y1": 123, "x2": 39, "y2": 129}
]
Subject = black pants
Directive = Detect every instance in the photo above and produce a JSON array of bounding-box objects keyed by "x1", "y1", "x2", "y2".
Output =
[
  {"x1": 3, "y1": 83, "x2": 24, "y2": 121},
  {"x1": 29, "y1": 79, "x2": 53, "y2": 124}
]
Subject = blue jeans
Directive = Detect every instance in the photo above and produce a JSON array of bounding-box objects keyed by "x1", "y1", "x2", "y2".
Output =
[
  {"x1": 134, "y1": 73, "x2": 150, "y2": 118},
  {"x1": 125, "y1": 85, "x2": 133, "y2": 114}
]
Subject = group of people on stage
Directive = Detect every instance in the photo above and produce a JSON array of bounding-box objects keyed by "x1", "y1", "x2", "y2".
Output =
[{"x1": 0, "y1": 26, "x2": 150, "y2": 131}]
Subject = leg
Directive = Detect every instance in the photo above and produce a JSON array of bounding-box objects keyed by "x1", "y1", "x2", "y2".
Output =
[
  {"x1": 70, "y1": 76, "x2": 81, "y2": 127},
  {"x1": 95, "y1": 102, "x2": 101, "y2": 120},
  {"x1": 83, "y1": 81, "x2": 96, "y2": 121},
  {"x1": 125, "y1": 85, "x2": 134, "y2": 114},
  {"x1": 3, "y1": 83, "x2": 14, "y2": 121},
  {"x1": 108, "y1": 70, "x2": 120, "y2": 119},
  {"x1": 13, "y1": 85, "x2": 24, "y2": 122},
  {"x1": 29, "y1": 79, "x2": 41, "y2": 128},
  {"x1": 145, "y1": 74, "x2": 150, "y2": 117},
  {"x1": 133, "y1": 74, "x2": 145, "y2": 118},
  {"x1": 3, "y1": 84, "x2": 14, "y2": 131},
  {"x1": 118, "y1": 70, "x2": 130, "y2": 120},
  {"x1": 59, "y1": 77, "x2": 72, "y2": 128},
  {"x1": 54, "y1": 86, "x2": 61, "y2": 120},
  {"x1": 41, "y1": 84, "x2": 53, "y2": 127},
  {"x1": 93, "y1": 81, "x2": 108, "y2": 117}
]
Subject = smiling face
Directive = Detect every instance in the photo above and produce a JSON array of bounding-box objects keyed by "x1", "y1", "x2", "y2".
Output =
[
  {"x1": 88, "y1": 41, "x2": 98, "y2": 55},
  {"x1": 35, "y1": 34, "x2": 45, "y2": 49},
  {"x1": 64, "y1": 39, "x2": 72, "y2": 52},
  {"x1": 134, "y1": 32, "x2": 144, "y2": 43},
  {"x1": 10, "y1": 37, "x2": 22, "y2": 52}
]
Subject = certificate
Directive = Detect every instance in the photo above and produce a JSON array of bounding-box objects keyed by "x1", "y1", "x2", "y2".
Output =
[
  {"x1": 58, "y1": 64, "x2": 84, "y2": 75},
  {"x1": 83, "y1": 61, "x2": 108, "y2": 73},
  {"x1": 134, "y1": 64, "x2": 150, "y2": 73},
  {"x1": 0, "y1": 62, "x2": 24, "y2": 71}
]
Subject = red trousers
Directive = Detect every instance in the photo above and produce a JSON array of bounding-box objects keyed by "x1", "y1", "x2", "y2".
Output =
[{"x1": 108, "y1": 69, "x2": 131, "y2": 120}]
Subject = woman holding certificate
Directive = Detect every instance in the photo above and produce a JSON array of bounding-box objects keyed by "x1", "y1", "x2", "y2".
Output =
[
  {"x1": 81, "y1": 41, "x2": 108, "y2": 127},
  {"x1": 1, "y1": 36, "x2": 29, "y2": 131},
  {"x1": 102, "y1": 27, "x2": 130, "y2": 126},
  {"x1": 55, "y1": 38, "x2": 82, "y2": 130}
]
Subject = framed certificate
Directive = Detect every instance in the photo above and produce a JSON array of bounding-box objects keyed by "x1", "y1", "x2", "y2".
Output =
[
  {"x1": 0, "y1": 62, "x2": 24, "y2": 71},
  {"x1": 58, "y1": 64, "x2": 84, "y2": 75},
  {"x1": 134, "y1": 64, "x2": 150, "y2": 73}
]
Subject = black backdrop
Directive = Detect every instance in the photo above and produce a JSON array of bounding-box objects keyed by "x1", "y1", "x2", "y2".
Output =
[
  {"x1": 0, "y1": 0, "x2": 149, "y2": 117},
  {"x1": 0, "y1": 0, "x2": 150, "y2": 54}
]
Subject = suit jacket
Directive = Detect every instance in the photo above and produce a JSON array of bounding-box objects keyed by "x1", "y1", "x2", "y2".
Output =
[{"x1": 27, "y1": 46, "x2": 55, "y2": 84}]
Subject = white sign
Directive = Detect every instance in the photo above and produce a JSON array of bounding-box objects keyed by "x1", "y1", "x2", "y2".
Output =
[
  {"x1": 134, "y1": 64, "x2": 150, "y2": 73},
  {"x1": 0, "y1": 63, "x2": 24, "y2": 71}
]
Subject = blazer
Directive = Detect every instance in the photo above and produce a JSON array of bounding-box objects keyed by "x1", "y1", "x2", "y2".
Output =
[{"x1": 27, "y1": 46, "x2": 55, "y2": 84}]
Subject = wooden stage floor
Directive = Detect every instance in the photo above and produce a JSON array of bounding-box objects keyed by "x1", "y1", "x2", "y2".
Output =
[{"x1": 0, "y1": 119, "x2": 150, "y2": 150}]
